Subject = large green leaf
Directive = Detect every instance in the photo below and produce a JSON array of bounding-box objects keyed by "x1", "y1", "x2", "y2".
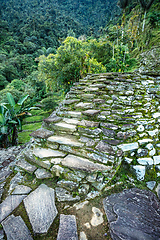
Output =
[
  {"x1": 0, "y1": 126, "x2": 8, "y2": 134},
  {"x1": 8, "y1": 120, "x2": 17, "y2": 124},
  {"x1": 14, "y1": 104, "x2": 21, "y2": 114},
  {"x1": 0, "y1": 113, "x2": 6, "y2": 125},
  {"x1": 7, "y1": 92, "x2": 16, "y2": 108},
  {"x1": 18, "y1": 95, "x2": 29, "y2": 106}
]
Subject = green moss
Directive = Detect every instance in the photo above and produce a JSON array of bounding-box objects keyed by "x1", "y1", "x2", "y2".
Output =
[
  {"x1": 18, "y1": 132, "x2": 32, "y2": 144},
  {"x1": 22, "y1": 122, "x2": 42, "y2": 131},
  {"x1": 24, "y1": 115, "x2": 45, "y2": 123}
]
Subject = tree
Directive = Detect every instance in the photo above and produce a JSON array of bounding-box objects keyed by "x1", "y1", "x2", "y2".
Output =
[
  {"x1": 138, "y1": 0, "x2": 155, "y2": 31},
  {"x1": 38, "y1": 37, "x2": 106, "y2": 92},
  {"x1": 0, "y1": 93, "x2": 31, "y2": 147}
]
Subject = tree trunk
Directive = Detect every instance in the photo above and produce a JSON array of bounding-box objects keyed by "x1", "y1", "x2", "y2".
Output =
[
  {"x1": 142, "y1": 10, "x2": 146, "y2": 32},
  {"x1": 12, "y1": 125, "x2": 18, "y2": 146}
]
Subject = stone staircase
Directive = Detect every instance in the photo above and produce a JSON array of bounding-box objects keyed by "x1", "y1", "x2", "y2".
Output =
[{"x1": 1, "y1": 72, "x2": 160, "y2": 239}]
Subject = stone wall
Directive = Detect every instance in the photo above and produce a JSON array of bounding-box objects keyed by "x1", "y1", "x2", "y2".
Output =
[{"x1": 18, "y1": 71, "x2": 160, "y2": 196}]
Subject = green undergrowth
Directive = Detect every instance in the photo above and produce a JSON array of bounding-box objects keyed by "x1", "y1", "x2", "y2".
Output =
[{"x1": 18, "y1": 109, "x2": 52, "y2": 144}]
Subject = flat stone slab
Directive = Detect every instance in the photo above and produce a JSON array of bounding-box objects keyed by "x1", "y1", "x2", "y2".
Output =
[
  {"x1": 63, "y1": 118, "x2": 80, "y2": 125},
  {"x1": 34, "y1": 168, "x2": 53, "y2": 179},
  {"x1": 33, "y1": 148, "x2": 66, "y2": 158},
  {"x1": 30, "y1": 128, "x2": 54, "y2": 139},
  {"x1": 67, "y1": 111, "x2": 82, "y2": 118},
  {"x1": 79, "y1": 120, "x2": 99, "y2": 127},
  {"x1": 57, "y1": 214, "x2": 78, "y2": 240},
  {"x1": 24, "y1": 184, "x2": 58, "y2": 234},
  {"x1": 103, "y1": 188, "x2": 160, "y2": 240},
  {"x1": 12, "y1": 185, "x2": 32, "y2": 195},
  {"x1": 0, "y1": 195, "x2": 26, "y2": 222},
  {"x1": 54, "y1": 122, "x2": 76, "y2": 132},
  {"x1": 2, "y1": 215, "x2": 33, "y2": 240},
  {"x1": 137, "y1": 157, "x2": 153, "y2": 165},
  {"x1": 0, "y1": 168, "x2": 12, "y2": 182},
  {"x1": 43, "y1": 114, "x2": 62, "y2": 123},
  {"x1": 48, "y1": 136, "x2": 83, "y2": 147},
  {"x1": 82, "y1": 109, "x2": 100, "y2": 116},
  {"x1": 61, "y1": 154, "x2": 110, "y2": 173},
  {"x1": 16, "y1": 159, "x2": 37, "y2": 173},
  {"x1": 75, "y1": 102, "x2": 94, "y2": 109},
  {"x1": 118, "y1": 142, "x2": 139, "y2": 151}
]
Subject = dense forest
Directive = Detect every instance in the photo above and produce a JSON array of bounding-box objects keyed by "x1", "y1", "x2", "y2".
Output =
[{"x1": 0, "y1": 0, "x2": 160, "y2": 146}]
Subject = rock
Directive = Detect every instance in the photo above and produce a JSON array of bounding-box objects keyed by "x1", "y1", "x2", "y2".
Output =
[
  {"x1": 16, "y1": 159, "x2": 37, "y2": 173},
  {"x1": 95, "y1": 141, "x2": 114, "y2": 154},
  {"x1": 146, "y1": 181, "x2": 156, "y2": 190},
  {"x1": 80, "y1": 231, "x2": 88, "y2": 240},
  {"x1": 64, "y1": 99, "x2": 79, "y2": 105},
  {"x1": 33, "y1": 148, "x2": 66, "y2": 158},
  {"x1": 0, "y1": 168, "x2": 12, "y2": 182},
  {"x1": 9, "y1": 172, "x2": 23, "y2": 193},
  {"x1": 0, "y1": 229, "x2": 4, "y2": 240},
  {"x1": 55, "y1": 187, "x2": 80, "y2": 202},
  {"x1": 156, "y1": 184, "x2": 160, "y2": 199},
  {"x1": 75, "y1": 102, "x2": 94, "y2": 109},
  {"x1": 82, "y1": 109, "x2": 100, "y2": 116},
  {"x1": 30, "y1": 128, "x2": 54, "y2": 139},
  {"x1": 137, "y1": 148, "x2": 148, "y2": 157},
  {"x1": 132, "y1": 165, "x2": 145, "y2": 180},
  {"x1": 12, "y1": 185, "x2": 32, "y2": 195},
  {"x1": 54, "y1": 122, "x2": 76, "y2": 132},
  {"x1": 137, "y1": 157, "x2": 153, "y2": 165},
  {"x1": 153, "y1": 156, "x2": 160, "y2": 165},
  {"x1": 118, "y1": 142, "x2": 139, "y2": 152},
  {"x1": 137, "y1": 125, "x2": 145, "y2": 132},
  {"x1": 43, "y1": 114, "x2": 62, "y2": 123},
  {"x1": 0, "y1": 183, "x2": 5, "y2": 201},
  {"x1": 138, "y1": 139, "x2": 153, "y2": 145},
  {"x1": 48, "y1": 135, "x2": 83, "y2": 147},
  {"x1": 23, "y1": 184, "x2": 58, "y2": 234},
  {"x1": 79, "y1": 120, "x2": 99, "y2": 128},
  {"x1": 57, "y1": 214, "x2": 78, "y2": 240},
  {"x1": 86, "y1": 191, "x2": 100, "y2": 200},
  {"x1": 103, "y1": 188, "x2": 160, "y2": 240},
  {"x1": 90, "y1": 207, "x2": 104, "y2": 227},
  {"x1": 2, "y1": 215, "x2": 33, "y2": 240},
  {"x1": 102, "y1": 128, "x2": 116, "y2": 137},
  {"x1": 73, "y1": 201, "x2": 89, "y2": 210},
  {"x1": 57, "y1": 180, "x2": 78, "y2": 191},
  {"x1": 0, "y1": 195, "x2": 26, "y2": 222},
  {"x1": 78, "y1": 184, "x2": 90, "y2": 194},
  {"x1": 61, "y1": 154, "x2": 110, "y2": 173},
  {"x1": 63, "y1": 118, "x2": 80, "y2": 125},
  {"x1": 34, "y1": 168, "x2": 53, "y2": 179},
  {"x1": 67, "y1": 111, "x2": 82, "y2": 118}
]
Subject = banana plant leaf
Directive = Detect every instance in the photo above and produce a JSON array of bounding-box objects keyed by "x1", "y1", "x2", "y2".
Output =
[
  {"x1": 0, "y1": 126, "x2": 8, "y2": 134},
  {"x1": 0, "y1": 113, "x2": 6, "y2": 125},
  {"x1": 17, "y1": 95, "x2": 29, "y2": 105},
  {"x1": 7, "y1": 93, "x2": 16, "y2": 108}
]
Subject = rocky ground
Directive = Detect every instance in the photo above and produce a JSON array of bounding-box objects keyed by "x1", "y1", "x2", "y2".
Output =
[{"x1": 1, "y1": 72, "x2": 160, "y2": 239}]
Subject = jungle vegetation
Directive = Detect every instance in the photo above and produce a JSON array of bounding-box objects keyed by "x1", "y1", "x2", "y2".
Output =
[{"x1": 0, "y1": 0, "x2": 160, "y2": 146}]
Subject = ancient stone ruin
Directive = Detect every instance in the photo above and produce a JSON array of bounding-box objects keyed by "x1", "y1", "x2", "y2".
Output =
[{"x1": 1, "y1": 72, "x2": 160, "y2": 239}]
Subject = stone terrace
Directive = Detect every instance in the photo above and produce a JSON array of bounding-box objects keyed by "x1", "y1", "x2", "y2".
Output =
[{"x1": 1, "y1": 72, "x2": 160, "y2": 239}]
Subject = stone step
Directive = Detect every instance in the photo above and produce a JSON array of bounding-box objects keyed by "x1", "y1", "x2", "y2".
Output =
[
  {"x1": 61, "y1": 154, "x2": 111, "y2": 173},
  {"x1": 48, "y1": 135, "x2": 83, "y2": 147},
  {"x1": 57, "y1": 214, "x2": 78, "y2": 240}
]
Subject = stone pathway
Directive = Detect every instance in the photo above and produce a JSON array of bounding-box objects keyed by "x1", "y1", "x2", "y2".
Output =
[{"x1": 1, "y1": 72, "x2": 160, "y2": 239}]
